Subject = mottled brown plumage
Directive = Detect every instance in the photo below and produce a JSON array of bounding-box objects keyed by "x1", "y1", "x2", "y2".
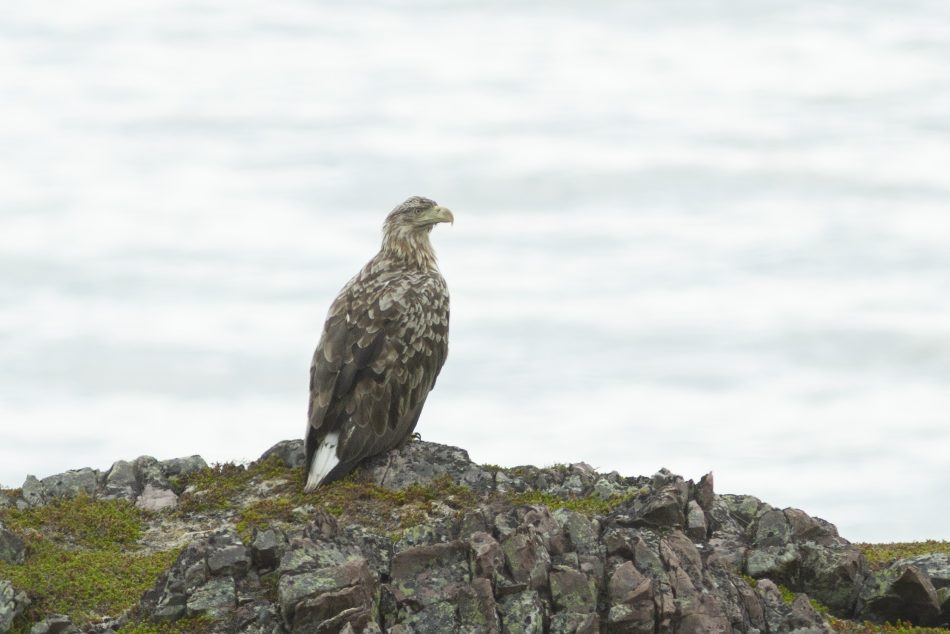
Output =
[{"x1": 304, "y1": 196, "x2": 453, "y2": 491}]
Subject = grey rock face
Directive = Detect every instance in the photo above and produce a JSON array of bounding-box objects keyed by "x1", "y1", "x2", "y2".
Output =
[
  {"x1": 101, "y1": 460, "x2": 137, "y2": 500},
  {"x1": 360, "y1": 440, "x2": 496, "y2": 492},
  {"x1": 1, "y1": 580, "x2": 23, "y2": 634},
  {"x1": 135, "y1": 484, "x2": 179, "y2": 511},
  {"x1": 858, "y1": 564, "x2": 943, "y2": 626},
  {"x1": 498, "y1": 590, "x2": 545, "y2": 634},
  {"x1": 0, "y1": 523, "x2": 26, "y2": 565}
]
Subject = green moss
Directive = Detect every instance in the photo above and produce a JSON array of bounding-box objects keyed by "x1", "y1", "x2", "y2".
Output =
[
  {"x1": 308, "y1": 474, "x2": 478, "y2": 531},
  {"x1": 0, "y1": 494, "x2": 179, "y2": 627},
  {"x1": 503, "y1": 489, "x2": 634, "y2": 516},
  {"x1": 116, "y1": 615, "x2": 217, "y2": 633},
  {"x1": 1, "y1": 494, "x2": 143, "y2": 550},
  {"x1": 776, "y1": 584, "x2": 797, "y2": 605},
  {"x1": 856, "y1": 541, "x2": 950, "y2": 568},
  {"x1": 176, "y1": 455, "x2": 297, "y2": 515},
  {"x1": 0, "y1": 535, "x2": 178, "y2": 626}
]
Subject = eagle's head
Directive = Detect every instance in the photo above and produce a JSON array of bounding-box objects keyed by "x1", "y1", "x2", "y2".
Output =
[
  {"x1": 384, "y1": 196, "x2": 454, "y2": 232},
  {"x1": 382, "y1": 196, "x2": 454, "y2": 269}
]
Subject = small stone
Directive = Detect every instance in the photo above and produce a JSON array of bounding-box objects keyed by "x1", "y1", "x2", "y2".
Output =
[
  {"x1": 135, "y1": 484, "x2": 178, "y2": 511},
  {"x1": 29, "y1": 614, "x2": 77, "y2": 634}
]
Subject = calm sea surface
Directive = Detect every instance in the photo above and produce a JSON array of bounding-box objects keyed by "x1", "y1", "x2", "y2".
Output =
[{"x1": 2, "y1": 0, "x2": 949, "y2": 542}]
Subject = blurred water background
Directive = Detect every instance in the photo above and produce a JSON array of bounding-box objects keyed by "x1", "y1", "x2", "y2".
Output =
[{"x1": 2, "y1": 0, "x2": 949, "y2": 542}]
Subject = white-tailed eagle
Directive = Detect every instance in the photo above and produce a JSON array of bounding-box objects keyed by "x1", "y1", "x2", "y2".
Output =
[{"x1": 304, "y1": 196, "x2": 453, "y2": 491}]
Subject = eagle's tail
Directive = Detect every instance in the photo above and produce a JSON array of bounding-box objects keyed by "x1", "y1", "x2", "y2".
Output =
[{"x1": 304, "y1": 431, "x2": 340, "y2": 492}]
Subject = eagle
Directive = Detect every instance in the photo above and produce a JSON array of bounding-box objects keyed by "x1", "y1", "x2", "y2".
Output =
[{"x1": 304, "y1": 196, "x2": 454, "y2": 491}]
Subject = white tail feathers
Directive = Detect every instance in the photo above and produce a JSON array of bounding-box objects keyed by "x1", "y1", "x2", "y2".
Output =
[{"x1": 305, "y1": 431, "x2": 340, "y2": 492}]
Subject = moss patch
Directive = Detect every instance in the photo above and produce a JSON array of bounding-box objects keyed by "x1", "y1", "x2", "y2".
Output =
[
  {"x1": 306, "y1": 473, "x2": 478, "y2": 531},
  {"x1": 1, "y1": 494, "x2": 143, "y2": 549},
  {"x1": 176, "y1": 456, "x2": 293, "y2": 514},
  {"x1": 116, "y1": 615, "x2": 217, "y2": 633},
  {"x1": 0, "y1": 495, "x2": 179, "y2": 629},
  {"x1": 856, "y1": 541, "x2": 950, "y2": 569},
  {"x1": 503, "y1": 489, "x2": 634, "y2": 516}
]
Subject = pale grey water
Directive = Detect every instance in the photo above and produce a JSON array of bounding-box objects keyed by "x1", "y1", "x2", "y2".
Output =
[{"x1": 2, "y1": 0, "x2": 950, "y2": 542}]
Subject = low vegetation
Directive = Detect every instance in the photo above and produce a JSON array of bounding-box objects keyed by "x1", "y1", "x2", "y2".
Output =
[{"x1": 0, "y1": 495, "x2": 179, "y2": 632}]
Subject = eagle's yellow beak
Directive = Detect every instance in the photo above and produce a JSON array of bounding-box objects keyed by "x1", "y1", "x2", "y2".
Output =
[{"x1": 424, "y1": 205, "x2": 454, "y2": 226}]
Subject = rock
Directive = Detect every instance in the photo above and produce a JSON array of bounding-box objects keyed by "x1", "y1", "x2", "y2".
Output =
[
  {"x1": 606, "y1": 562, "x2": 654, "y2": 633},
  {"x1": 611, "y1": 485, "x2": 686, "y2": 529},
  {"x1": 497, "y1": 590, "x2": 545, "y2": 634},
  {"x1": 501, "y1": 532, "x2": 551, "y2": 591},
  {"x1": 458, "y1": 577, "x2": 501, "y2": 633},
  {"x1": 549, "y1": 611, "x2": 598, "y2": 633},
  {"x1": 21, "y1": 468, "x2": 100, "y2": 505},
  {"x1": 133, "y1": 456, "x2": 170, "y2": 491},
  {"x1": 160, "y1": 455, "x2": 208, "y2": 478},
  {"x1": 1, "y1": 580, "x2": 24, "y2": 634},
  {"x1": 186, "y1": 576, "x2": 236, "y2": 618},
  {"x1": 20, "y1": 475, "x2": 46, "y2": 506},
  {"x1": 695, "y1": 472, "x2": 715, "y2": 511},
  {"x1": 469, "y1": 531, "x2": 505, "y2": 579},
  {"x1": 251, "y1": 528, "x2": 287, "y2": 572},
  {"x1": 550, "y1": 566, "x2": 597, "y2": 614},
  {"x1": 278, "y1": 558, "x2": 376, "y2": 632},
  {"x1": 207, "y1": 530, "x2": 251, "y2": 579},
  {"x1": 685, "y1": 500, "x2": 707, "y2": 542},
  {"x1": 858, "y1": 564, "x2": 942, "y2": 626},
  {"x1": 101, "y1": 460, "x2": 137, "y2": 500},
  {"x1": 895, "y1": 553, "x2": 950, "y2": 589},
  {"x1": 389, "y1": 540, "x2": 470, "y2": 608},
  {"x1": 259, "y1": 440, "x2": 306, "y2": 469},
  {"x1": 553, "y1": 509, "x2": 600, "y2": 557},
  {"x1": 28, "y1": 614, "x2": 76, "y2": 634},
  {"x1": 42, "y1": 469, "x2": 100, "y2": 500},
  {"x1": 0, "y1": 523, "x2": 25, "y2": 565},
  {"x1": 360, "y1": 440, "x2": 495, "y2": 492},
  {"x1": 135, "y1": 484, "x2": 178, "y2": 511}
]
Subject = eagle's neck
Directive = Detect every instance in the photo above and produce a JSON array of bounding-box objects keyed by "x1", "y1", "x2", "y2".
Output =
[{"x1": 381, "y1": 224, "x2": 438, "y2": 271}]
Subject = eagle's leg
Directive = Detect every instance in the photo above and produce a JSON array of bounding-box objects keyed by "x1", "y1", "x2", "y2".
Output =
[
  {"x1": 410, "y1": 432, "x2": 422, "y2": 441},
  {"x1": 377, "y1": 450, "x2": 397, "y2": 487}
]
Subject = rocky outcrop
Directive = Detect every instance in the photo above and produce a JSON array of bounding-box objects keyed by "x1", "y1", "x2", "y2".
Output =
[
  {"x1": 1, "y1": 439, "x2": 948, "y2": 632},
  {"x1": 17, "y1": 455, "x2": 207, "y2": 512}
]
